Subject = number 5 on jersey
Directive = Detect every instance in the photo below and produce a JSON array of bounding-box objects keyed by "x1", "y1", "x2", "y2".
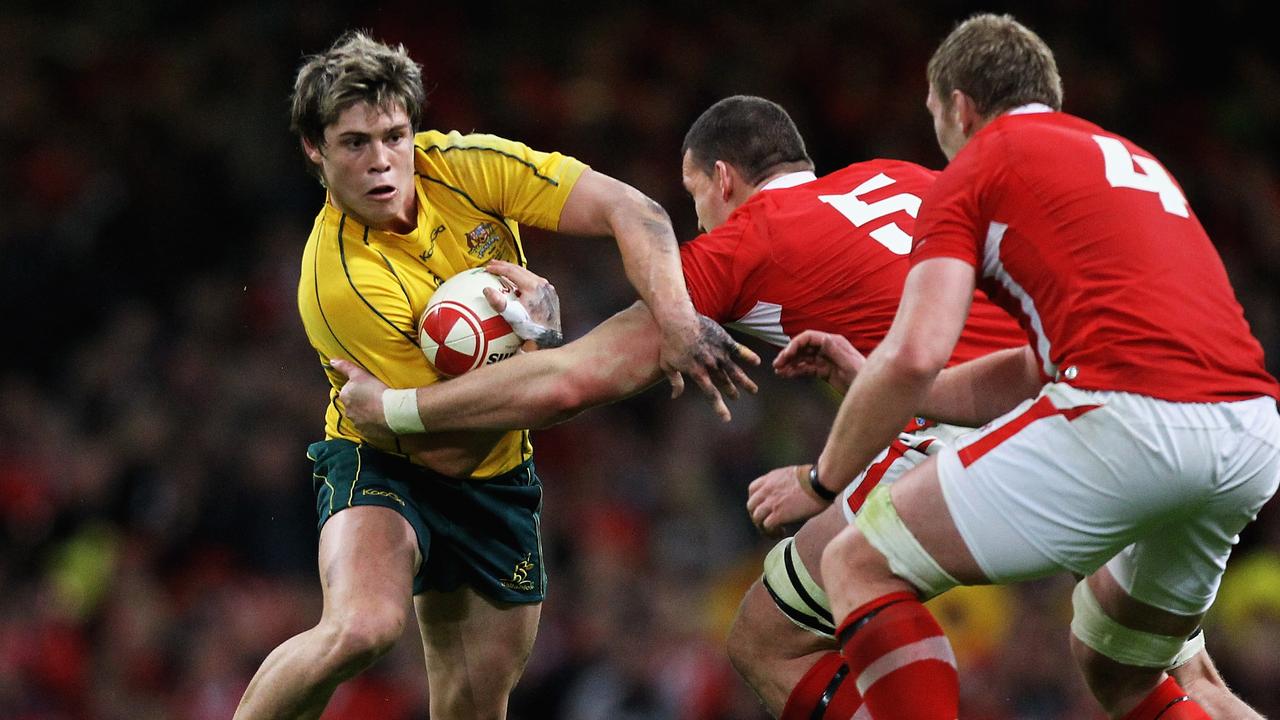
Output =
[
  {"x1": 1093, "y1": 135, "x2": 1189, "y2": 218},
  {"x1": 818, "y1": 173, "x2": 922, "y2": 255}
]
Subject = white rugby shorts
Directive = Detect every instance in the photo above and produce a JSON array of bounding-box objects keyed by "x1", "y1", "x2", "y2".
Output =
[
  {"x1": 839, "y1": 424, "x2": 970, "y2": 524},
  {"x1": 934, "y1": 383, "x2": 1280, "y2": 615}
]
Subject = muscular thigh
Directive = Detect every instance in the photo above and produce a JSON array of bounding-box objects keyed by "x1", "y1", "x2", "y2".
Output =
[
  {"x1": 318, "y1": 505, "x2": 419, "y2": 613},
  {"x1": 755, "y1": 502, "x2": 851, "y2": 640},
  {"x1": 793, "y1": 502, "x2": 852, "y2": 590},
  {"x1": 764, "y1": 430, "x2": 959, "y2": 635},
  {"x1": 415, "y1": 587, "x2": 541, "y2": 698}
]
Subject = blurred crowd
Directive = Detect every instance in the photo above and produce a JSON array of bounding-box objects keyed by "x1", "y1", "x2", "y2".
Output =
[{"x1": 2, "y1": 2, "x2": 1278, "y2": 718}]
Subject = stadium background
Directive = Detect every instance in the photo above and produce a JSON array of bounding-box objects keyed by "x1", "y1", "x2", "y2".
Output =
[{"x1": 2, "y1": 1, "x2": 1277, "y2": 718}]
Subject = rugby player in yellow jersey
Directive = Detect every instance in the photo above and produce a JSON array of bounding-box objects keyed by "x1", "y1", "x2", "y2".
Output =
[{"x1": 233, "y1": 32, "x2": 755, "y2": 720}]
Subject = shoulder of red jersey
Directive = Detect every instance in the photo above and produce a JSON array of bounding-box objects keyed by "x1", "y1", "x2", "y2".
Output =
[
  {"x1": 910, "y1": 145, "x2": 991, "y2": 268},
  {"x1": 679, "y1": 204, "x2": 765, "y2": 321},
  {"x1": 979, "y1": 110, "x2": 1118, "y2": 157},
  {"x1": 825, "y1": 158, "x2": 939, "y2": 185}
]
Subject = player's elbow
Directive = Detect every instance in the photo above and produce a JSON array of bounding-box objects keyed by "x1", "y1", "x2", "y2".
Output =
[
  {"x1": 611, "y1": 184, "x2": 670, "y2": 231},
  {"x1": 539, "y1": 382, "x2": 592, "y2": 427},
  {"x1": 882, "y1": 338, "x2": 948, "y2": 385}
]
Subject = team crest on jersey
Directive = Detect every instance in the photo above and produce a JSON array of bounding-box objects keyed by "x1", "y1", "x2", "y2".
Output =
[
  {"x1": 465, "y1": 222, "x2": 503, "y2": 258},
  {"x1": 499, "y1": 553, "x2": 537, "y2": 592}
]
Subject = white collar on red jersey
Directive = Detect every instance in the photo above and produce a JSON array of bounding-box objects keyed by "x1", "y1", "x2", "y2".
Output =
[
  {"x1": 1005, "y1": 103, "x2": 1055, "y2": 116},
  {"x1": 760, "y1": 171, "x2": 817, "y2": 191}
]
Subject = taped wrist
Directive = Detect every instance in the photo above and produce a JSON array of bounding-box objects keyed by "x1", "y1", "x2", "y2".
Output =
[
  {"x1": 382, "y1": 388, "x2": 425, "y2": 434},
  {"x1": 498, "y1": 298, "x2": 545, "y2": 338}
]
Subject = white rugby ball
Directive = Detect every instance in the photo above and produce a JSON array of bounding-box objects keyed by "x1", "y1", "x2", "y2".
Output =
[{"x1": 419, "y1": 268, "x2": 520, "y2": 376}]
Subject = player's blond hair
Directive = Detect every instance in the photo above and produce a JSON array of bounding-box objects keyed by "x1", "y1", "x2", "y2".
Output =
[
  {"x1": 927, "y1": 13, "x2": 1062, "y2": 117},
  {"x1": 290, "y1": 31, "x2": 426, "y2": 168}
]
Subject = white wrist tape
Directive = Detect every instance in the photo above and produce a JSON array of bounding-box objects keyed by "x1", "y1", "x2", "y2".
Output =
[
  {"x1": 498, "y1": 297, "x2": 544, "y2": 340},
  {"x1": 382, "y1": 388, "x2": 425, "y2": 434}
]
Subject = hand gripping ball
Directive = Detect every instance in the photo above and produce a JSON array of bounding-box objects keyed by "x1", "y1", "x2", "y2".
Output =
[{"x1": 419, "y1": 268, "x2": 521, "y2": 376}]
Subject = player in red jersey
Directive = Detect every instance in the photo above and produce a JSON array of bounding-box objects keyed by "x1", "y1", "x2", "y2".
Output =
[
  {"x1": 675, "y1": 114, "x2": 1023, "y2": 367},
  {"x1": 331, "y1": 95, "x2": 1254, "y2": 719},
  {"x1": 333, "y1": 94, "x2": 1026, "y2": 434},
  {"x1": 757, "y1": 14, "x2": 1280, "y2": 720}
]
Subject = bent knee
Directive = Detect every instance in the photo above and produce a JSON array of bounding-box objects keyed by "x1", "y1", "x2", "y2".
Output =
[
  {"x1": 1070, "y1": 634, "x2": 1166, "y2": 712},
  {"x1": 726, "y1": 609, "x2": 791, "y2": 685},
  {"x1": 725, "y1": 601, "x2": 763, "y2": 677},
  {"x1": 820, "y1": 526, "x2": 866, "y2": 581},
  {"x1": 323, "y1": 605, "x2": 408, "y2": 670},
  {"x1": 726, "y1": 581, "x2": 827, "y2": 682}
]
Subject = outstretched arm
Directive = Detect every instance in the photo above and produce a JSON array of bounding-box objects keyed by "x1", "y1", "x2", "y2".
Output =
[
  {"x1": 773, "y1": 330, "x2": 866, "y2": 395},
  {"x1": 813, "y1": 258, "x2": 973, "y2": 492},
  {"x1": 920, "y1": 344, "x2": 1041, "y2": 426},
  {"x1": 748, "y1": 258, "x2": 973, "y2": 533},
  {"x1": 557, "y1": 169, "x2": 751, "y2": 417},
  {"x1": 332, "y1": 303, "x2": 760, "y2": 442},
  {"x1": 774, "y1": 331, "x2": 1040, "y2": 426}
]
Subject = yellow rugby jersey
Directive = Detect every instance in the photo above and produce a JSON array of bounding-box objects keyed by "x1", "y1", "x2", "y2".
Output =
[{"x1": 298, "y1": 130, "x2": 588, "y2": 478}]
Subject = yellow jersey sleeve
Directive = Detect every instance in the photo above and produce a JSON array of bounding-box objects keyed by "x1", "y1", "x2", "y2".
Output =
[{"x1": 413, "y1": 130, "x2": 588, "y2": 232}]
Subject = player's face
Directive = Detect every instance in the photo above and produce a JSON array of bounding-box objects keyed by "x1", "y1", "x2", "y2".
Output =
[
  {"x1": 927, "y1": 84, "x2": 966, "y2": 161},
  {"x1": 307, "y1": 101, "x2": 416, "y2": 232},
  {"x1": 681, "y1": 150, "x2": 730, "y2": 232}
]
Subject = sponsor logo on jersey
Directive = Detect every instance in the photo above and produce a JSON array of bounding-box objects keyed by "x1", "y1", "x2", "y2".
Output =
[
  {"x1": 361, "y1": 488, "x2": 406, "y2": 507},
  {"x1": 499, "y1": 553, "x2": 537, "y2": 592},
  {"x1": 420, "y1": 224, "x2": 445, "y2": 262},
  {"x1": 466, "y1": 222, "x2": 503, "y2": 258}
]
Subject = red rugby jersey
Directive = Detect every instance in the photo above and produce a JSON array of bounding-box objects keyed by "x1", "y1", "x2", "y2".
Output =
[
  {"x1": 911, "y1": 109, "x2": 1278, "y2": 402},
  {"x1": 680, "y1": 160, "x2": 1026, "y2": 365}
]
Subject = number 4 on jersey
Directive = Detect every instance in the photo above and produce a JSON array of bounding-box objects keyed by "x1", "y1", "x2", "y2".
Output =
[
  {"x1": 819, "y1": 173, "x2": 921, "y2": 255},
  {"x1": 1093, "y1": 135, "x2": 1189, "y2": 218}
]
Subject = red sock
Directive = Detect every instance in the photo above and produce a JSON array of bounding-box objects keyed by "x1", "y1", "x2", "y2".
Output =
[
  {"x1": 1121, "y1": 677, "x2": 1209, "y2": 720},
  {"x1": 780, "y1": 652, "x2": 864, "y2": 720},
  {"x1": 836, "y1": 592, "x2": 957, "y2": 720}
]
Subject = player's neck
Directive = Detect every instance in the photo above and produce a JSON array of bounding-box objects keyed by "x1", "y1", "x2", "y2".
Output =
[
  {"x1": 755, "y1": 164, "x2": 817, "y2": 192},
  {"x1": 327, "y1": 193, "x2": 418, "y2": 235},
  {"x1": 381, "y1": 196, "x2": 418, "y2": 234}
]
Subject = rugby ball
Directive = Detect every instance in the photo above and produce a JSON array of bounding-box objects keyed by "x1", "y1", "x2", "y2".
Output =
[{"x1": 419, "y1": 268, "x2": 521, "y2": 376}]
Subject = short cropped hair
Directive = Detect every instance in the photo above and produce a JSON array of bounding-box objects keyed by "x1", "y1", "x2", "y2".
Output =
[
  {"x1": 927, "y1": 14, "x2": 1062, "y2": 117},
  {"x1": 681, "y1": 95, "x2": 813, "y2": 186},
  {"x1": 290, "y1": 31, "x2": 427, "y2": 153}
]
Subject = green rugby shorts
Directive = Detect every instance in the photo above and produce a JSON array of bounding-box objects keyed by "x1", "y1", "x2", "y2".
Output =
[{"x1": 308, "y1": 439, "x2": 545, "y2": 603}]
